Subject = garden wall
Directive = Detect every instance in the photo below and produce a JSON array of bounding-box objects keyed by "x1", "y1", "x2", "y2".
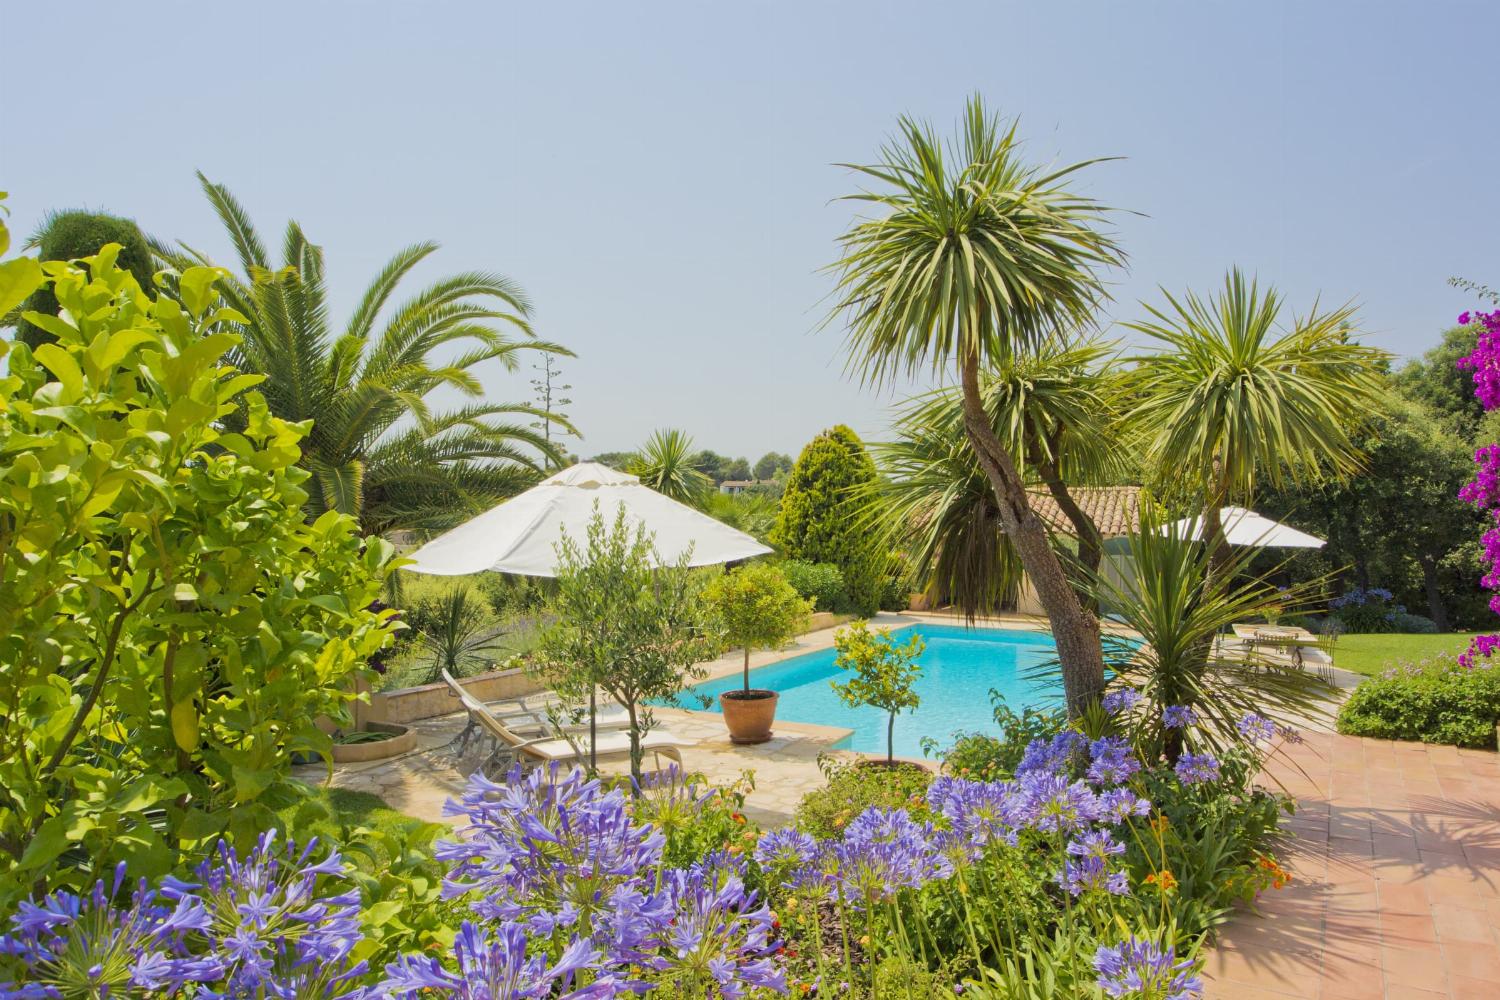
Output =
[{"x1": 365, "y1": 665, "x2": 543, "y2": 724}]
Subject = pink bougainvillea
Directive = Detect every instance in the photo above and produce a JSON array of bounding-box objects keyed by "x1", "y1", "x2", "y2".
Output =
[{"x1": 1456, "y1": 308, "x2": 1500, "y2": 667}]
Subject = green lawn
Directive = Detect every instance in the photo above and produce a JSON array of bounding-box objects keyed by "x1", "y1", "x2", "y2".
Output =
[
  {"x1": 277, "y1": 787, "x2": 440, "y2": 864},
  {"x1": 1333, "y1": 632, "x2": 1477, "y2": 677}
]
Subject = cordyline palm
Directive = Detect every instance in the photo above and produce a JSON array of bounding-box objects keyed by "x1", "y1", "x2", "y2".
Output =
[
  {"x1": 829, "y1": 96, "x2": 1123, "y2": 714},
  {"x1": 1126, "y1": 268, "x2": 1387, "y2": 572},
  {"x1": 629, "y1": 429, "x2": 713, "y2": 507},
  {"x1": 869, "y1": 340, "x2": 1125, "y2": 616},
  {"x1": 155, "y1": 173, "x2": 573, "y2": 535}
]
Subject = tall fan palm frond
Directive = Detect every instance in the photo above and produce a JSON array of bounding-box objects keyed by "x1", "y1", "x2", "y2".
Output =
[
  {"x1": 154, "y1": 173, "x2": 575, "y2": 534},
  {"x1": 1126, "y1": 268, "x2": 1388, "y2": 568}
]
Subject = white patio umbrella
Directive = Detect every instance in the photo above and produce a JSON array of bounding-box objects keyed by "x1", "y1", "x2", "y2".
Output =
[
  {"x1": 1167, "y1": 506, "x2": 1325, "y2": 549},
  {"x1": 401, "y1": 462, "x2": 771, "y2": 766},
  {"x1": 402, "y1": 462, "x2": 772, "y2": 576}
]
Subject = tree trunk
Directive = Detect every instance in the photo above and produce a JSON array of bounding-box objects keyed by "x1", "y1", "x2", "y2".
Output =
[
  {"x1": 959, "y1": 352, "x2": 1106, "y2": 715},
  {"x1": 1418, "y1": 553, "x2": 1450, "y2": 631},
  {"x1": 1202, "y1": 471, "x2": 1233, "y2": 579},
  {"x1": 1029, "y1": 433, "x2": 1103, "y2": 611},
  {"x1": 887, "y1": 711, "x2": 895, "y2": 764},
  {"x1": 742, "y1": 645, "x2": 751, "y2": 691}
]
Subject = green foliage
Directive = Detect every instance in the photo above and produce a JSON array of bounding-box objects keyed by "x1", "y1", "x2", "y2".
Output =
[
  {"x1": 1127, "y1": 269, "x2": 1388, "y2": 512},
  {"x1": 412, "y1": 585, "x2": 507, "y2": 684},
  {"x1": 702, "y1": 490, "x2": 778, "y2": 543},
  {"x1": 155, "y1": 173, "x2": 571, "y2": 535},
  {"x1": 627, "y1": 771, "x2": 759, "y2": 869},
  {"x1": 753, "y1": 452, "x2": 793, "y2": 481},
  {"x1": 773, "y1": 425, "x2": 885, "y2": 615},
  {"x1": 1337, "y1": 655, "x2": 1500, "y2": 748},
  {"x1": 1393, "y1": 324, "x2": 1487, "y2": 442},
  {"x1": 830, "y1": 622, "x2": 925, "y2": 763},
  {"x1": 779, "y1": 559, "x2": 849, "y2": 612},
  {"x1": 629, "y1": 428, "x2": 713, "y2": 506},
  {"x1": 926, "y1": 696, "x2": 1064, "y2": 781},
  {"x1": 535, "y1": 507, "x2": 721, "y2": 782},
  {"x1": 1256, "y1": 394, "x2": 1486, "y2": 630},
  {"x1": 15, "y1": 209, "x2": 155, "y2": 349},
  {"x1": 1090, "y1": 504, "x2": 1334, "y2": 760},
  {"x1": 0, "y1": 241, "x2": 396, "y2": 908},
  {"x1": 794, "y1": 757, "x2": 932, "y2": 839},
  {"x1": 703, "y1": 563, "x2": 812, "y2": 690},
  {"x1": 1329, "y1": 632, "x2": 1477, "y2": 677}
]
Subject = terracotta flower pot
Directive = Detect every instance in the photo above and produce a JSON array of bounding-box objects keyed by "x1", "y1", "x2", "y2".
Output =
[{"x1": 720, "y1": 689, "x2": 779, "y2": 745}]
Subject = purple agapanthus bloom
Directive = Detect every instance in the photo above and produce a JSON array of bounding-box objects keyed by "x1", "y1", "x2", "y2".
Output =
[
  {"x1": 1057, "y1": 856, "x2": 1129, "y2": 897},
  {"x1": 645, "y1": 855, "x2": 785, "y2": 999},
  {"x1": 1174, "y1": 754, "x2": 1222, "y2": 785},
  {"x1": 1161, "y1": 705, "x2": 1197, "y2": 729},
  {"x1": 1095, "y1": 788, "x2": 1153, "y2": 824},
  {"x1": 161, "y1": 830, "x2": 369, "y2": 998},
  {"x1": 1016, "y1": 732, "x2": 1088, "y2": 777},
  {"x1": 1276, "y1": 723, "x2": 1304, "y2": 744},
  {"x1": 1235, "y1": 713, "x2": 1276, "y2": 744},
  {"x1": 926, "y1": 777, "x2": 1018, "y2": 856},
  {"x1": 1086, "y1": 737, "x2": 1140, "y2": 786},
  {"x1": 753, "y1": 829, "x2": 822, "y2": 888},
  {"x1": 1094, "y1": 937, "x2": 1203, "y2": 999},
  {"x1": 826, "y1": 808, "x2": 951, "y2": 906},
  {"x1": 381, "y1": 921, "x2": 615, "y2": 1000},
  {"x1": 1067, "y1": 829, "x2": 1126, "y2": 861},
  {"x1": 1102, "y1": 687, "x2": 1142, "y2": 715},
  {"x1": 437, "y1": 763, "x2": 664, "y2": 927},
  {"x1": 0, "y1": 863, "x2": 219, "y2": 999},
  {"x1": 1006, "y1": 771, "x2": 1102, "y2": 835}
]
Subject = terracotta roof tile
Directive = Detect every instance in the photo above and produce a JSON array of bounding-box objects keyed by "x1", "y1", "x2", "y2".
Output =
[{"x1": 1024, "y1": 485, "x2": 1141, "y2": 538}]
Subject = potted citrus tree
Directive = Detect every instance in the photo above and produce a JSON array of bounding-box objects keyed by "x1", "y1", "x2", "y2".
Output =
[
  {"x1": 830, "y1": 621, "x2": 925, "y2": 766},
  {"x1": 704, "y1": 562, "x2": 812, "y2": 744}
]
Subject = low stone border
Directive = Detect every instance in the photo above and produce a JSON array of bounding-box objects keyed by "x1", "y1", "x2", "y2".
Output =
[{"x1": 330, "y1": 721, "x2": 418, "y2": 762}]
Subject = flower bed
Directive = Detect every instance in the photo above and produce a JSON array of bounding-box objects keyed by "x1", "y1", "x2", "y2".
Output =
[{"x1": 2, "y1": 695, "x2": 1294, "y2": 999}]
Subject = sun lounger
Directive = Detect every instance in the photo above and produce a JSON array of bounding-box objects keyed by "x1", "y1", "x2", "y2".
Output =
[
  {"x1": 439, "y1": 671, "x2": 630, "y2": 736},
  {"x1": 441, "y1": 670, "x2": 687, "y2": 776}
]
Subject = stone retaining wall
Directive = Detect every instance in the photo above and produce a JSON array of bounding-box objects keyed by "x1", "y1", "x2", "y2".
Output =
[{"x1": 367, "y1": 665, "x2": 542, "y2": 724}]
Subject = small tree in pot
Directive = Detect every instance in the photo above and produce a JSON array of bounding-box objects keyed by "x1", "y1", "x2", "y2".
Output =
[
  {"x1": 830, "y1": 622, "x2": 925, "y2": 765},
  {"x1": 703, "y1": 562, "x2": 812, "y2": 744}
]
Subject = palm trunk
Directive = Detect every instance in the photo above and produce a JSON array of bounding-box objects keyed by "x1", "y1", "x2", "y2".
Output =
[
  {"x1": 960, "y1": 352, "x2": 1105, "y2": 715},
  {"x1": 1203, "y1": 461, "x2": 1232, "y2": 578},
  {"x1": 1029, "y1": 434, "x2": 1103, "y2": 611}
]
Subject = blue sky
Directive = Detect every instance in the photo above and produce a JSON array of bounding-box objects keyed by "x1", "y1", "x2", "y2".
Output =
[{"x1": 5, "y1": 1, "x2": 1497, "y2": 458}]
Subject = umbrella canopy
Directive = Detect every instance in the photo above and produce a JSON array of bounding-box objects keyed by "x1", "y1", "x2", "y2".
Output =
[
  {"x1": 402, "y1": 462, "x2": 773, "y2": 577},
  {"x1": 1167, "y1": 506, "x2": 1325, "y2": 549}
]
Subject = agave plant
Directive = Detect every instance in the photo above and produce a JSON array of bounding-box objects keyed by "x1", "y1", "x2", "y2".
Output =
[
  {"x1": 154, "y1": 173, "x2": 574, "y2": 535},
  {"x1": 1088, "y1": 502, "x2": 1334, "y2": 762},
  {"x1": 629, "y1": 428, "x2": 713, "y2": 507}
]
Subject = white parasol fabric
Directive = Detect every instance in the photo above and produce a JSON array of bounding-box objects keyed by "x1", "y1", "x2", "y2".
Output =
[
  {"x1": 401, "y1": 462, "x2": 772, "y2": 576},
  {"x1": 1168, "y1": 506, "x2": 1325, "y2": 549}
]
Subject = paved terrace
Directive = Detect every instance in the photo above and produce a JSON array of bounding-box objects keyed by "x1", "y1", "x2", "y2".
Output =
[{"x1": 1203, "y1": 733, "x2": 1500, "y2": 1000}]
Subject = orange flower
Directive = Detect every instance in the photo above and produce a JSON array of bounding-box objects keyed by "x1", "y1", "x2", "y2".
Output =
[{"x1": 1145, "y1": 870, "x2": 1178, "y2": 893}]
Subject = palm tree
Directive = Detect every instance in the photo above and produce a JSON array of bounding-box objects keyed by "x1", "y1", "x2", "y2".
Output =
[
  {"x1": 829, "y1": 96, "x2": 1123, "y2": 714},
  {"x1": 629, "y1": 429, "x2": 713, "y2": 506},
  {"x1": 1126, "y1": 269, "x2": 1388, "y2": 573},
  {"x1": 155, "y1": 173, "x2": 573, "y2": 535},
  {"x1": 870, "y1": 340, "x2": 1125, "y2": 616}
]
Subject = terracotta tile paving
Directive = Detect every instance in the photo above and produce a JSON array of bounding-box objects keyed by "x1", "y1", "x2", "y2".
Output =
[{"x1": 1203, "y1": 732, "x2": 1500, "y2": 999}]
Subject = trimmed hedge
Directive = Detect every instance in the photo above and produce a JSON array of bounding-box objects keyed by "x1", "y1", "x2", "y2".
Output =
[
  {"x1": 17, "y1": 210, "x2": 156, "y2": 349},
  {"x1": 1336, "y1": 655, "x2": 1500, "y2": 748}
]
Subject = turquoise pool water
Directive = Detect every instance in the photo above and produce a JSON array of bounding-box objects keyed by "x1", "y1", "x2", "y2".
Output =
[{"x1": 670, "y1": 624, "x2": 1063, "y2": 757}]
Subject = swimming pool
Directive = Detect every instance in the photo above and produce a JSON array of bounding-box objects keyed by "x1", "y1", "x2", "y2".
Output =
[{"x1": 670, "y1": 624, "x2": 1064, "y2": 757}]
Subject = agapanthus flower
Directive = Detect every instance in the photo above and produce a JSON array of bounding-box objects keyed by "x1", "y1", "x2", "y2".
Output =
[
  {"x1": 645, "y1": 855, "x2": 785, "y2": 999},
  {"x1": 1173, "y1": 754, "x2": 1221, "y2": 785},
  {"x1": 161, "y1": 830, "x2": 368, "y2": 998},
  {"x1": 1006, "y1": 771, "x2": 1101, "y2": 835},
  {"x1": 753, "y1": 829, "x2": 822, "y2": 888},
  {"x1": 381, "y1": 921, "x2": 614, "y2": 1000},
  {"x1": 825, "y1": 808, "x2": 951, "y2": 906},
  {"x1": 1276, "y1": 724, "x2": 1303, "y2": 744},
  {"x1": 0, "y1": 863, "x2": 218, "y2": 999},
  {"x1": 1086, "y1": 737, "x2": 1140, "y2": 786},
  {"x1": 926, "y1": 777, "x2": 1018, "y2": 856},
  {"x1": 1094, "y1": 936, "x2": 1203, "y2": 999},
  {"x1": 1235, "y1": 713, "x2": 1276, "y2": 744},
  {"x1": 1161, "y1": 705, "x2": 1197, "y2": 729},
  {"x1": 437, "y1": 764, "x2": 664, "y2": 928},
  {"x1": 1095, "y1": 788, "x2": 1153, "y2": 824},
  {"x1": 1056, "y1": 855, "x2": 1129, "y2": 897},
  {"x1": 1016, "y1": 732, "x2": 1088, "y2": 777},
  {"x1": 1102, "y1": 687, "x2": 1142, "y2": 715}
]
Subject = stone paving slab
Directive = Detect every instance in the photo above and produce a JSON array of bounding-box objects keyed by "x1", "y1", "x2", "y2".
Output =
[{"x1": 1203, "y1": 732, "x2": 1500, "y2": 1000}]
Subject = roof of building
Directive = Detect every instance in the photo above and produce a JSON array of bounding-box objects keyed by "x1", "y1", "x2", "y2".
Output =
[{"x1": 1025, "y1": 485, "x2": 1141, "y2": 538}]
